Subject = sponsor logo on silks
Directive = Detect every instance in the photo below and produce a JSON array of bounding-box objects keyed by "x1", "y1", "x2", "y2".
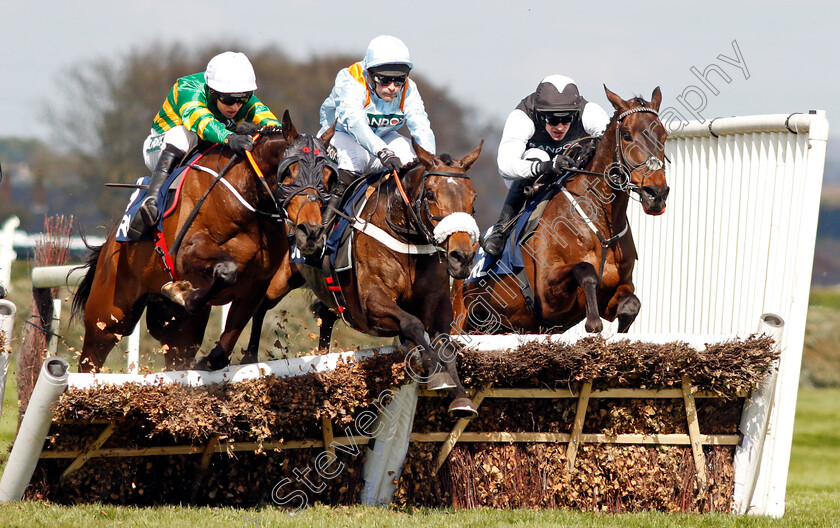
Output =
[
  {"x1": 326, "y1": 144, "x2": 339, "y2": 163},
  {"x1": 527, "y1": 141, "x2": 573, "y2": 157},
  {"x1": 146, "y1": 134, "x2": 166, "y2": 153},
  {"x1": 367, "y1": 114, "x2": 405, "y2": 128}
]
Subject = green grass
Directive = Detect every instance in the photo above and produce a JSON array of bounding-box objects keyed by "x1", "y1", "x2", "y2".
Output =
[
  {"x1": 808, "y1": 288, "x2": 840, "y2": 311},
  {"x1": 0, "y1": 384, "x2": 837, "y2": 527}
]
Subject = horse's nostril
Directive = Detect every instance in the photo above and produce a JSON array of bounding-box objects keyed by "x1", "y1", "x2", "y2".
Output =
[{"x1": 642, "y1": 185, "x2": 668, "y2": 201}]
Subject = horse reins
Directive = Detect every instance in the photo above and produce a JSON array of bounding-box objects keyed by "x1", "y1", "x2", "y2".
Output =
[
  {"x1": 168, "y1": 129, "x2": 287, "y2": 259},
  {"x1": 391, "y1": 168, "x2": 473, "y2": 252}
]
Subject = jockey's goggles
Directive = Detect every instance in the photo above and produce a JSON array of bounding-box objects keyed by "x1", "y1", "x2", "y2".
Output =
[
  {"x1": 215, "y1": 91, "x2": 253, "y2": 106},
  {"x1": 372, "y1": 73, "x2": 408, "y2": 87},
  {"x1": 542, "y1": 112, "x2": 575, "y2": 126}
]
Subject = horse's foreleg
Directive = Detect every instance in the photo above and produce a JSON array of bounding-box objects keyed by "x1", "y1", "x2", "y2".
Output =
[
  {"x1": 145, "y1": 298, "x2": 210, "y2": 370},
  {"x1": 426, "y1": 296, "x2": 477, "y2": 419},
  {"x1": 314, "y1": 302, "x2": 339, "y2": 352},
  {"x1": 241, "y1": 263, "x2": 306, "y2": 363},
  {"x1": 242, "y1": 298, "x2": 271, "y2": 364},
  {"x1": 195, "y1": 296, "x2": 260, "y2": 370},
  {"x1": 168, "y1": 233, "x2": 239, "y2": 313},
  {"x1": 366, "y1": 295, "x2": 477, "y2": 418},
  {"x1": 449, "y1": 279, "x2": 467, "y2": 334},
  {"x1": 572, "y1": 262, "x2": 603, "y2": 333},
  {"x1": 604, "y1": 284, "x2": 640, "y2": 333}
]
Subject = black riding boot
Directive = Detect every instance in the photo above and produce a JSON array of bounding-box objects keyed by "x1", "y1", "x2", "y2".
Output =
[
  {"x1": 128, "y1": 145, "x2": 185, "y2": 240},
  {"x1": 320, "y1": 169, "x2": 357, "y2": 234},
  {"x1": 480, "y1": 179, "x2": 531, "y2": 258}
]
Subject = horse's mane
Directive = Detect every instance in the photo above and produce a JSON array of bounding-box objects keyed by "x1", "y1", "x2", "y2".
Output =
[{"x1": 259, "y1": 125, "x2": 284, "y2": 137}]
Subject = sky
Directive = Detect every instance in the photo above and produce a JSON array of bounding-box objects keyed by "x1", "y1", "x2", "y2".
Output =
[{"x1": 1, "y1": 1, "x2": 838, "y2": 158}]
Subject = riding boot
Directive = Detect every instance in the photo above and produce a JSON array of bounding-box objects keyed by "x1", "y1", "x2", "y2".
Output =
[
  {"x1": 480, "y1": 179, "x2": 531, "y2": 258},
  {"x1": 320, "y1": 169, "x2": 358, "y2": 233},
  {"x1": 128, "y1": 145, "x2": 185, "y2": 240}
]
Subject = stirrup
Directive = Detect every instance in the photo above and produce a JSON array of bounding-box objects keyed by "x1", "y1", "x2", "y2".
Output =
[{"x1": 127, "y1": 198, "x2": 159, "y2": 240}]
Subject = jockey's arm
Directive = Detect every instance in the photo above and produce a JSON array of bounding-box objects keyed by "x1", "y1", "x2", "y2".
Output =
[
  {"x1": 180, "y1": 98, "x2": 232, "y2": 145},
  {"x1": 497, "y1": 109, "x2": 539, "y2": 182},
  {"x1": 240, "y1": 97, "x2": 281, "y2": 128},
  {"x1": 334, "y1": 76, "x2": 388, "y2": 156}
]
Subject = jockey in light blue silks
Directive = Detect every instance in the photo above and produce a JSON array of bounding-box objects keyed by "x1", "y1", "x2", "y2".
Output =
[{"x1": 318, "y1": 35, "x2": 436, "y2": 229}]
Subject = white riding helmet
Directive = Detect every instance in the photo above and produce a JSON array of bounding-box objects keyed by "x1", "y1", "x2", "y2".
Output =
[
  {"x1": 204, "y1": 51, "x2": 258, "y2": 93},
  {"x1": 363, "y1": 35, "x2": 413, "y2": 71}
]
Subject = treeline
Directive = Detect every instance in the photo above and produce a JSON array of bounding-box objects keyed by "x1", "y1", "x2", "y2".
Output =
[{"x1": 0, "y1": 43, "x2": 506, "y2": 234}]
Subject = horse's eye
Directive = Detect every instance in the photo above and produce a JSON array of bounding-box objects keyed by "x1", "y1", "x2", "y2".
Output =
[
  {"x1": 621, "y1": 130, "x2": 633, "y2": 142},
  {"x1": 425, "y1": 190, "x2": 436, "y2": 201}
]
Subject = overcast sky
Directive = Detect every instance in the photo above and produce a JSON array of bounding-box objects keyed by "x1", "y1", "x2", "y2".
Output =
[{"x1": 1, "y1": 1, "x2": 838, "y2": 155}]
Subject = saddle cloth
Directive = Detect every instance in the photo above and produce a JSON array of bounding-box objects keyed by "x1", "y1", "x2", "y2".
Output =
[
  {"x1": 115, "y1": 152, "x2": 207, "y2": 242},
  {"x1": 465, "y1": 185, "x2": 559, "y2": 284}
]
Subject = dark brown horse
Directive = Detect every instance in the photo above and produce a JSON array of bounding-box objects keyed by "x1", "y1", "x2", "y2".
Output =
[
  {"x1": 71, "y1": 111, "x2": 337, "y2": 372},
  {"x1": 453, "y1": 87, "x2": 668, "y2": 335},
  {"x1": 293, "y1": 142, "x2": 484, "y2": 417}
]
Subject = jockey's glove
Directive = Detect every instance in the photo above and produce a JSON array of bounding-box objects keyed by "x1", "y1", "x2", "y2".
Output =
[
  {"x1": 226, "y1": 134, "x2": 255, "y2": 156},
  {"x1": 535, "y1": 154, "x2": 575, "y2": 177},
  {"x1": 235, "y1": 121, "x2": 260, "y2": 136},
  {"x1": 377, "y1": 148, "x2": 403, "y2": 172}
]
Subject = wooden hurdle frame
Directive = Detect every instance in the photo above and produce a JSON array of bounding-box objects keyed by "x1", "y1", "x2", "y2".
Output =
[{"x1": 41, "y1": 376, "x2": 745, "y2": 494}]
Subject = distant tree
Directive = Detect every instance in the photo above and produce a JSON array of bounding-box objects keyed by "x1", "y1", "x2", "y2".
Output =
[{"x1": 50, "y1": 43, "x2": 504, "y2": 229}]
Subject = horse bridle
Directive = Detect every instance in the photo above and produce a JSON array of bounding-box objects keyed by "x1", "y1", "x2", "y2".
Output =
[
  {"x1": 274, "y1": 135, "x2": 339, "y2": 219},
  {"x1": 392, "y1": 168, "x2": 475, "y2": 250},
  {"x1": 611, "y1": 106, "x2": 666, "y2": 192}
]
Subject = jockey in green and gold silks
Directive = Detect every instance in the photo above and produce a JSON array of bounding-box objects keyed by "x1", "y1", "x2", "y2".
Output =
[
  {"x1": 151, "y1": 72, "x2": 279, "y2": 146},
  {"x1": 128, "y1": 51, "x2": 280, "y2": 241}
]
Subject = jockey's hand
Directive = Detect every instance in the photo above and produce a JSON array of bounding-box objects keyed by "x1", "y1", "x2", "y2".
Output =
[
  {"x1": 536, "y1": 154, "x2": 575, "y2": 176},
  {"x1": 377, "y1": 148, "x2": 402, "y2": 172},
  {"x1": 226, "y1": 134, "x2": 255, "y2": 156},
  {"x1": 235, "y1": 121, "x2": 260, "y2": 136}
]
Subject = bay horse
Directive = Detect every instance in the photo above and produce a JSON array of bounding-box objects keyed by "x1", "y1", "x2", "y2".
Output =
[
  {"x1": 452, "y1": 87, "x2": 669, "y2": 335},
  {"x1": 294, "y1": 142, "x2": 484, "y2": 418},
  {"x1": 71, "y1": 111, "x2": 337, "y2": 372}
]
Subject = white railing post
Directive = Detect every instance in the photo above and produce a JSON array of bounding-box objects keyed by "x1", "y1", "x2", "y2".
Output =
[{"x1": 0, "y1": 216, "x2": 20, "y2": 293}]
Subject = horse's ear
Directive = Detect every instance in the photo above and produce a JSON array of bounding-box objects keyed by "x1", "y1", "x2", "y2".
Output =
[
  {"x1": 650, "y1": 86, "x2": 662, "y2": 111},
  {"x1": 319, "y1": 121, "x2": 336, "y2": 145},
  {"x1": 604, "y1": 85, "x2": 627, "y2": 112},
  {"x1": 459, "y1": 140, "x2": 483, "y2": 170},
  {"x1": 282, "y1": 110, "x2": 298, "y2": 141},
  {"x1": 412, "y1": 139, "x2": 436, "y2": 167}
]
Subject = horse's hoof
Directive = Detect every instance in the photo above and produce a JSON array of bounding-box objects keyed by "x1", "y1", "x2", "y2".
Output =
[
  {"x1": 241, "y1": 353, "x2": 258, "y2": 364},
  {"x1": 193, "y1": 354, "x2": 230, "y2": 372},
  {"x1": 161, "y1": 280, "x2": 193, "y2": 307},
  {"x1": 448, "y1": 398, "x2": 478, "y2": 419},
  {"x1": 426, "y1": 371, "x2": 457, "y2": 391},
  {"x1": 585, "y1": 319, "x2": 604, "y2": 333}
]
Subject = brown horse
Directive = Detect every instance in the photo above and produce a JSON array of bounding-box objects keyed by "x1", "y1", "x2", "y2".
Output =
[
  {"x1": 71, "y1": 111, "x2": 337, "y2": 372},
  {"x1": 453, "y1": 87, "x2": 668, "y2": 335},
  {"x1": 293, "y1": 142, "x2": 484, "y2": 417}
]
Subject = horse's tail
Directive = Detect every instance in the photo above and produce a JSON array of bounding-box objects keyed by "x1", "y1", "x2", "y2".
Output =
[{"x1": 70, "y1": 240, "x2": 103, "y2": 324}]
